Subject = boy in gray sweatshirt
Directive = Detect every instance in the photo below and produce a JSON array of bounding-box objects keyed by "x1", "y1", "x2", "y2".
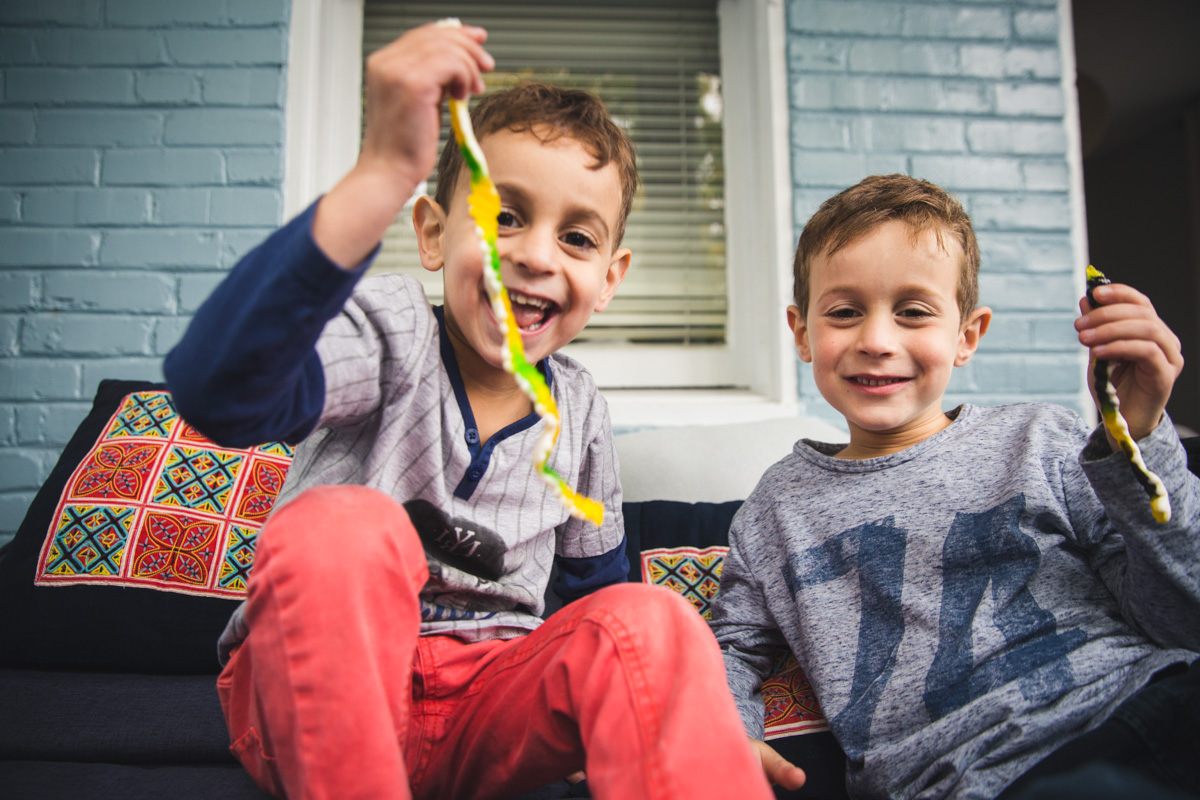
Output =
[{"x1": 710, "y1": 174, "x2": 1200, "y2": 799}]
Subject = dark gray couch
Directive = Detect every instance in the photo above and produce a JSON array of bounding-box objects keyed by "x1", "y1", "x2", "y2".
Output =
[{"x1": 0, "y1": 380, "x2": 848, "y2": 799}]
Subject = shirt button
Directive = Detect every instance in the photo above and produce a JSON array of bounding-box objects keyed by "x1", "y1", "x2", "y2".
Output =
[
  {"x1": 465, "y1": 429, "x2": 479, "y2": 444},
  {"x1": 468, "y1": 467, "x2": 482, "y2": 480}
]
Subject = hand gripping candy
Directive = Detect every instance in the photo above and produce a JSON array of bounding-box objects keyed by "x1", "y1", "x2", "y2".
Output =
[{"x1": 1086, "y1": 265, "x2": 1170, "y2": 523}]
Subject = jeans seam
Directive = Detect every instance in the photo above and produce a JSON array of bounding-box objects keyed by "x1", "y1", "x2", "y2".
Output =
[{"x1": 579, "y1": 607, "x2": 672, "y2": 800}]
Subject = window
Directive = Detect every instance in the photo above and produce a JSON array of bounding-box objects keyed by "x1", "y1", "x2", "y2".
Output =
[
  {"x1": 285, "y1": 0, "x2": 796, "y2": 426},
  {"x1": 365, "y1": 1, "x2": 728, "y2": 350}
]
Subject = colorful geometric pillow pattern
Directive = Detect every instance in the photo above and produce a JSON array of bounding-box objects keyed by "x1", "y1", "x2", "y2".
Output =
[
  {"x1": 762, "y1": 652, "x2": 830, "y2": 740},
  {"x1": 35, "y1": 390, "x2": 293, "y2": 600},
  {"x1": 640, "y1": 543, "x2": 829, "y2": 739},
  {"x1": 641, "y1": 545, "x2": 725, "y2": 617}
]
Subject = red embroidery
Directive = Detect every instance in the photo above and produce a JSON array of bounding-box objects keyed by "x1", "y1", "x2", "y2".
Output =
[{"x1": 36, "y1": 391, "x2": 294, "y2": 599}]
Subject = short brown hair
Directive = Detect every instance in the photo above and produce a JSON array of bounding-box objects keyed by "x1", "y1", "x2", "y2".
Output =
[
  {"x1": 434, "y1": 81, "x2": 639, "y2": 247},
  {"x1": 792, "y1": 174, "x2": 980, "y2": 323}
]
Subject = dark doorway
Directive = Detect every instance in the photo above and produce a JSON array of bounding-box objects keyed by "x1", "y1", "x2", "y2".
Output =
[{"x1": 1073, "y1": 0, "x2": 1200, "y2": 433}]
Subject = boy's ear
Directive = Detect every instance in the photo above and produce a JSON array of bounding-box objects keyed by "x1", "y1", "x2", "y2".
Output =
[
  {"x1": 413, "y1": 196, "x2": 447, "y2": 273},
  {"x1": 592, "y1": 247, "x2": 632, "y2": 312},
  {"x1": 786, "y1": 305, "x2": 813, "y2": 363},
  {"x1": 954, "y1": 306, "x2": 992, "y2": 367}
]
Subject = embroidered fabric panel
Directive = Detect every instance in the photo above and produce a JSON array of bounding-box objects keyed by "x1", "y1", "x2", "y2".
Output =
[
  {"x1": 764, "y1": 651, "x2": 830, "y2": 740},
  {"x1": 641, "y1": 545, "x2": 727, "y2": 619},
  {"x1": 35, "y1": 391, "x2": 293, "y2": 599}
]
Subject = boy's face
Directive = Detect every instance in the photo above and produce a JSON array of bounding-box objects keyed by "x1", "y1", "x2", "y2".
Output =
[
  {"x1": 416, "y1": 127, "x2": 630, "y2": 374},
  {"x1": 788, "y1": 219, "x2": 990, "y2": 456}
]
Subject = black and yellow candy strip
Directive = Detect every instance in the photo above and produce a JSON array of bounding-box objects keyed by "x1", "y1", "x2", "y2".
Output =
[{"x1": 1086, "y1": 265, "x2": 1171, "y2": 523}]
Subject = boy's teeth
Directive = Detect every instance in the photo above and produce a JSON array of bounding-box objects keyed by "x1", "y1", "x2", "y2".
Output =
[
  {"x1": 508, "y1": 290, "x2": 553, "y2": 331},
  {"x1": 857, "y1": 377, "x2": 902, "y2": 386},
  {"x1": 509, "y1": 290, "x2": 549, "y2": 309}
]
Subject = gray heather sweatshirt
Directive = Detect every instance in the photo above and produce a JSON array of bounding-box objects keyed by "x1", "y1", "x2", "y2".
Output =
[{"x1": 710, "y1": 403, "x2": 1200, "y2": 800}]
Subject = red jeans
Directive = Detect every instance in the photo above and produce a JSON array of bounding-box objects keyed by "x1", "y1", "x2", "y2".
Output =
[{"x1": 217, "y1": 485, "x2": 772, "y2": 799}]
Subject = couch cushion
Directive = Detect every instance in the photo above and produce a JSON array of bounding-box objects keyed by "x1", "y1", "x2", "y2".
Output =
[
  {"x1": 623, "y1": 499, "x2": 738, "y2": 618},
  {"x1": 0, "y1": 761, "x2": 271, "y2": 800},
  {"x1": 0, "y1": 380, "x2": 293, "y2": 674},
  {"x1": 0, "y1": 667, "x2": 234, "y2": 764}
]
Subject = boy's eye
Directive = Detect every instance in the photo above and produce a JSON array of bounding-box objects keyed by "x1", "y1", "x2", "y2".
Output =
[
  {"x1": 827, "y1": 307, "x2": 859, "y2": 319},
  {"x1": 496, "y1": 211, "x2": 519, "y2": 229},
  {"x1": 562, "y1": 231, "x2": 597, "y2": 250},
  {"x1": 898, "y1": 307, "x2": 933, "y2": 319}
]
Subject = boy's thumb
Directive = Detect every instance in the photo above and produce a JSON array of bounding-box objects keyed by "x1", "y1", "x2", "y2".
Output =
[{"x1": 761, "y1": 745, "x2": 807, "y2": 790}]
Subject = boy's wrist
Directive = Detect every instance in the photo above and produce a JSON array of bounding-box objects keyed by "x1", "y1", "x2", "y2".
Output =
[
  {"x1": 1102, "y1": 419, "x2": 1156, "y2": 456},
  {"x1": 1129, "y1": 411, "x2": 1165, "y2": 444},
  {"x1": 313, "y1": 165, "x2": 419, "y2": 269}
]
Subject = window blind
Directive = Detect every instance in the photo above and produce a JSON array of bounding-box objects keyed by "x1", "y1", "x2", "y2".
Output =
[{"x1": 362, "y1": 0, "x2": 727, "y2": 345}]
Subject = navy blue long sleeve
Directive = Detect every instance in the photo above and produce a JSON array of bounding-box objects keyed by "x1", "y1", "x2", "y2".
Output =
[
  {"x1": 163, "y1": 201, "x2": 372, "y2": 448},
  {"x1": 552, "y1": 539, "x2": 630, "y2": 604}
]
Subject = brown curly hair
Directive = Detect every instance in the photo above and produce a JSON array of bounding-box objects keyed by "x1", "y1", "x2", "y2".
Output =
[
  {"x1": 434, "y1": 81, "x2": 638, "y2": 247},
  {"x1": 792, "y1": 174, "x2": 980, "y2": 323}
]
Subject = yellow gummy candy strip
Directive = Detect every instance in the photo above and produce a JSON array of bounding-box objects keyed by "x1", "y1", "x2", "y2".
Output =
[
  {"x1": 1086, "y1": 265, "x2": 1170, "y2": 523},
  {"x1": 440, "y1": 23, "x2": 603, "y2": 525}
]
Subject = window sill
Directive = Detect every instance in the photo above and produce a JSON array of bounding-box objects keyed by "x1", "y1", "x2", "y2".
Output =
[{"x1": 603, "y1": 388, "x2": 814, "y2": 431}]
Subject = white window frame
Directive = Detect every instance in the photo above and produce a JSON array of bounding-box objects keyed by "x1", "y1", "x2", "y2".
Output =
[{"x1": 284, "y1": 0, "x2": 798, "y2": 427}]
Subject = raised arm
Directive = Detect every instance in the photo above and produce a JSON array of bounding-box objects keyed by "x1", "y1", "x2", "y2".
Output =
[
  {"x1": 312, "y1": 23, "x2": 492, "y2": 268},
  {"x1": 164, "y1": 23, "x2": 493, "y2": 447}
]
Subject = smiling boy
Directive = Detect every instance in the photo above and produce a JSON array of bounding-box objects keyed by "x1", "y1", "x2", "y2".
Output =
[
  {"x1": 165, "y1": 23, "x2": 773, "y2": 800},
  {"x1": 711, "y1": 174, "x2": 1200, "y2": 799},
  {"x1": 413, "y1": 104, "x2": 631, "y2": 441},
  {"x1": 788, "y1": 208, "x2": 990, "y2": 458}
]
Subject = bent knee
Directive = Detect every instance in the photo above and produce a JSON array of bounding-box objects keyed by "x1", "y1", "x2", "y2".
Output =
[
  {"x1": 257, "y1": 485, "x2": 423, "y2": 570},
  {"x1": 580, "y1": 583, "x2": 724, "y2": 670},
  {"x1": 585, "y1": 582, "x2": 708, "y2": 633}
]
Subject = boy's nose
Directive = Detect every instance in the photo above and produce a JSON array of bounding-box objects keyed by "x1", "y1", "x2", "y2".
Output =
[
  {"x1": 508, "y1": 229, "x2": 558, "y2": 275},
  {"x1": 857, "y1": 316, "x2": 897, "y2": 357}
]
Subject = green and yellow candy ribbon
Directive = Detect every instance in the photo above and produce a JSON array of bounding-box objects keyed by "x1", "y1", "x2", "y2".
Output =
[
  {"x1": 1086, "y1": 265, "x2": 1170, "y2": 523},
  {"x1": 440, "y1": 19, "x2": 603, "y2": 525}
]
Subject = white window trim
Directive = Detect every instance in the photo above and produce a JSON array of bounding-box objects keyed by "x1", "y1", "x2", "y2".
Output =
[
  {"x1": 1059, "y1": 0, "x2": 1097, "y2": 426},
  {"x1": 284, "y1": 0, "x2": 799, "y2": 428}
]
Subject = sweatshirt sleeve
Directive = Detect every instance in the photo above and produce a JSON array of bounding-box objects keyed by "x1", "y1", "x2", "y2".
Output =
[
  {"x1": 709, "y1": 504, "x2": 791, "y2": 738},
  {"x1": 163, "y1": 200, "x2": 373, "y2": 448},
  {"x1": 1073, "y1": 416, "x2": 1200, "y2": 651},
  {"x1": 551, "y1": 539, "x2": 629, "y2": 604}
]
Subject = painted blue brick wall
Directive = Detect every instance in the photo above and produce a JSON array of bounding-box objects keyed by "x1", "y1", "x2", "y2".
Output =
[
  {"x1": 0, "y1": 0, "x2": 288, "y2": 542},
  {"x1": 786, "y1": 0, "x2": 1087, "y2": 428}
]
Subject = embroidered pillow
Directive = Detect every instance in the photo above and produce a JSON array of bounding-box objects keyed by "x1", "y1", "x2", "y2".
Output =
[{"x1": 0, "y1": 380, "x2": 292, "y2": 674}]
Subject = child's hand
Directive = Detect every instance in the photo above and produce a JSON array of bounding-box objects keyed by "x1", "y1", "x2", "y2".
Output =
[
  {"x1": 358, "y1": 22, "x2": 493, "y2": 200},
  {"x1": 750, "y1": 737, "x2": 806, "y2": 790},
  {"x1": 313, "y1": 22, "x2": 494, "y2": 268},
  {"x1": 1076, "y1": 280, "x2": 1184, "y2": 443}
]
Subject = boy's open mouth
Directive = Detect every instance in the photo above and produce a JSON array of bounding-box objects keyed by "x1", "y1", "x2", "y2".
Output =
[
  {"x1": 507, "y1": 289, "x2": 559, "y2": 333},
  {"x1": 851, "y1": 376, "x2": 909, "y2": 387}
]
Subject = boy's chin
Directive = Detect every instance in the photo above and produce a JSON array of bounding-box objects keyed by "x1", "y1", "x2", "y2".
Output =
[
  {"x1": 481, "y1": 317, "x2": 574, "y2": 369},
  {"x1": 511, "y1": 326, "x2": 562, "y2": 364}
]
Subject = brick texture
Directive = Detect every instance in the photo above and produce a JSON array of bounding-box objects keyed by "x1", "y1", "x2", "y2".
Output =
[
  {"x1": 0, "y1": 0, "x2": 286, "y2": 541},
  {"x1": 787, "y1": 0, "x2": 1086, "y2": 428}
]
